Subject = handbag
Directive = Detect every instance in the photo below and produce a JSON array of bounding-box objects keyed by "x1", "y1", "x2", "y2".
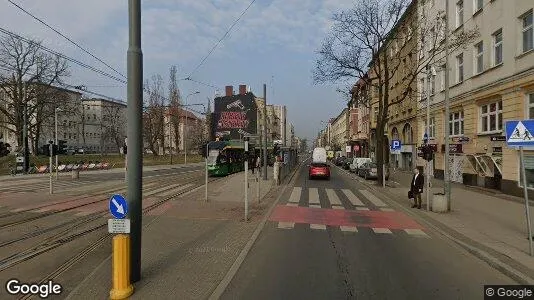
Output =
[{"x1": 408, "y1": 190, "x2": 413, "y2": 199}]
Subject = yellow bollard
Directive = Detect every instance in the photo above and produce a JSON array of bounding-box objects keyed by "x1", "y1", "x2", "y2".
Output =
[{"x1": 110, "y1": 234, "x2": 134, "y2": 299}]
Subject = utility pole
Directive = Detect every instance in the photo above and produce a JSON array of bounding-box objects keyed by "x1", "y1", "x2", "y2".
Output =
[
  {"x1": 22, "y1": 82, "x2": 29, "y2": 174},
  {"x1": 263, "y1": 84, "x2": 267, "y2": 180},
  {"x1": 127, "y1": 0, "x2": 143, "y2": 283},
  {"x1": 55, "y1": 108, "x2": 60, "y2": 180},
  {"x1": 444, "y1": 0, "x2": 451, "y2": 211},
  {"x1": 426, "y1": 64, "x2": 431, "y2": 212}
]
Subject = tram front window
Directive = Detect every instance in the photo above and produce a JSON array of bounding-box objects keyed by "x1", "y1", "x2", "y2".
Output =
[{"x1": 207, "y1": 155, "x2": 218, "y2": 165}]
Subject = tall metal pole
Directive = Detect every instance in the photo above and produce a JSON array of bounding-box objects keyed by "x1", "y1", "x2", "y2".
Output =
[
  {"x1": 49, "y1": 143, "x2": 53, "y2": 194},
  {"x1": 127, "y1": 0, "x2": 143, "y2": 283},
  {"x1": 22, "y1": 82, "x2": 29, "y2": 174},
  {"x1": 244, "y1": 139, "x2": 249, "y2": 221},
  {"x1": 520, "y1": 146, "x2": 533, "y2": 256},
  {"x1": 184, "y1": 101, "x2": 187, "y2": 165},
  {"x1": 263, "y1": 84, "x2": 267, "y2": 180},
  {"x1": 205, "y1": 142, "x2": 209, "y2": 202},
  {"x1": 426, "y1": 65, "x2": 431, "y2": 212},
  {"x1": 444, "y1": 0, "x2": 451, "y2": 211},
  {"x1": 55, "y1": 108, "x2": 59, "y2": 180}
]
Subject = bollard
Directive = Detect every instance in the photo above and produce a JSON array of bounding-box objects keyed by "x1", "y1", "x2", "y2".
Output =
[{"x1": 110, "y1": 234, "x2": 134, "y2": 299}]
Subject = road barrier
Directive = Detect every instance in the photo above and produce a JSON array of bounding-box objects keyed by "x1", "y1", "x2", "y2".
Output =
[
  {"x1": 276, "y1": 148, "x2": 298, "y2": 185},
  {"x1": 109, "y1": 234, "x2": 133, "y2": 299}
]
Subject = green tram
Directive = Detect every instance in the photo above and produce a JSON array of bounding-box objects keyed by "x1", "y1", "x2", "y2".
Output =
[
  {"x1": 207, "y1": 141, "x2": 246, "y2": 176},
  {"x1": 206, "y1": 140, "x2": 275, "y2": 177}
]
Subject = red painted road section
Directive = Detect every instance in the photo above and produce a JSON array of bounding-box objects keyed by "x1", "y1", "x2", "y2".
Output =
[{"x1": 269, "y1": 205, "x2": 424, "y2": 230}]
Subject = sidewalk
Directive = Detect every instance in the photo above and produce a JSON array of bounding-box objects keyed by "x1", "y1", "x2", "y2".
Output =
[
  {"x1": 65, "y1": 166, "x2": 288, "y2": 299},
  {"x1": 381, "y1": 170, "x2": 534, "y2": 284}
]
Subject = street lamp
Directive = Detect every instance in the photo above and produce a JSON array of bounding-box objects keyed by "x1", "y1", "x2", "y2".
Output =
[
  {"x1": 55, "y1": 107, "x2": 62, "y2": 179},
  {"x1": 184, "y1": 91, "x2": 200, "y2": 164}
]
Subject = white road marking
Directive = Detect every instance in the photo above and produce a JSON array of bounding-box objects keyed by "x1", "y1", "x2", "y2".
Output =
[
  {"x1": 360, "y1": 189, "x2": 387, "y2": 207},
  {"x1": 342, "y1": 189, "x2": 365, "y2": 206},
  {"x1": 277, "y1": 222, "x2": 295, "y2": 229},
  {"x1": 332, "y1": 206, "x2": 344, "y2": 210},
  {"x1": 372, "y1": 228, "x2": 392, "y2": 234},
  {"x1": 288, "y1": 187, "x2": 302, "y2": 203},
  {"x1": 325, "y1": 188, "x2": 343, "y2": 206},
  {"x1": 340, "y1": 226, "x2": 358, "y2": 232},
  {"x1": 355, "y1": 207, "x2": 370, "y2": 211},
  {"x1": 310, "y1": 204, "x2": 321, "y2": 208},
  {"x1": 286, "y1": 203, "x2": 298, "y2": 207},
  {"x1": 405, "y1": 229, "x2": 429, "y2": 237},
  {"x1": 309, "y1": 188, "x2": 320, "y2": 204},
  {"x1": 380, "y1": 208, "x2": 395, "y2": 212},
  {"x1": 310, "y1": 224, "x2": 327, "y2": 230}
]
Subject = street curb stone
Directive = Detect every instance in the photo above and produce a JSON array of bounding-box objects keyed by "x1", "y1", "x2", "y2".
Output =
[
  {"x1": 208, "y1": 159, "x2": 304, "y2": 300},
  {"x1": 336, "y1": 166, "x2": 534, "y2": 285}
]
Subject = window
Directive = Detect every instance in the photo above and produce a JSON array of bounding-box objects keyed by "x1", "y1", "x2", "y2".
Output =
[
  {"x1": 527, "y1": 93, "x2": 534, "y2": 118},
  {"x1": 493, "y1": 29, "x2": 503, "y2": 65},
  {"x1": 480, "y1": 101, "x2": 503, "y2": 133},
  {"x1": 474, "y1": 41, "x2": 484, "y2": 74},
  {"x1": 456, "y1": 53, "x2": 464, "y2": 82},
  {"x1": 449, "y1": 111, "x2": 464, "y2": 136},
  {"x1": 519, "y1": 155, "x2": 534, "y2": 189},
  {"x1": 423, "y1": 117, "x2": 436, "y2": 138},
  {"x1": 473, "y1": 0, "x2": 483, "y2": 13},
  {"x1": 456, "y1": 0, "x2": 464, "y2": 28},
  {"x1": 522, "y1": 10, "x2": 533, "y2": 53}
]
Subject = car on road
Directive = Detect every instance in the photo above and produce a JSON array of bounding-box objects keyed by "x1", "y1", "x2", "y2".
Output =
[
  {"x1": 358, "y1": 162, "x2": 389, "y2": 180},
  {"x1": 308, "y1": 162, "x2": 330, "y2": 180}
]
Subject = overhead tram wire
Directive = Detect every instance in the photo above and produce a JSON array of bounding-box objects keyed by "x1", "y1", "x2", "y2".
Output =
[
  {"x1": 6, "y1": 0, "x2": 126, "y2": 79},
  {"x1": 0, "y1": 27, "x2": 127, "y2": 84},
  {"x1": 185, "y1": 0, "x2": 256, "y2": 79}
]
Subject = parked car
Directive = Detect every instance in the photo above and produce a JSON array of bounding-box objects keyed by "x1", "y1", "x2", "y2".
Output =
[
  {"x1": 358, "y1": 162, "x2": 389, "y2": 180},
  {"x1": 349, "y1": 157, "x2": 371, "y2": 173},
  {"x1": 309, "y1": 162, "x2": 330, "y2": 180},
  {"x1": 335, "y1": 156, "x2": 346, "y2": 166}
]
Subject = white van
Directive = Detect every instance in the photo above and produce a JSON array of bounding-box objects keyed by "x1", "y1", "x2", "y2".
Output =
[
  {"x1": 312, "y1": 147, "x2": 327, "y2": 164},
  {"x1": 349, "y1": 157, "x2": 371, "y2": 173}
]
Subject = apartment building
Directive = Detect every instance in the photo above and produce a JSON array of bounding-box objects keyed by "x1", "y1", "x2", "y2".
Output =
[
  {"x1": 417, "y1": 0, "x2": 534, "y2": 198},
  {"x1": 80, "y1": 98, "x2": 127, "y2": 154},
  {"x1": 350, "y1": 78, "x2": 371, "y2": 158},
  {"x1": 330, "y1": 108, "x2": 348, "y2": 150},
  {"x1": 273, "y1": 105, "x2": 287, "y2": 146},
  {"x1": 162, "y1": 108, "x2": 203, "y2": 154}
]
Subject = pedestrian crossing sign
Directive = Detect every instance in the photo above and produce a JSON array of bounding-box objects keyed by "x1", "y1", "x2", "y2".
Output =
[{"x1": 505, "y1": 120, "x2": 534, "y2": 147}]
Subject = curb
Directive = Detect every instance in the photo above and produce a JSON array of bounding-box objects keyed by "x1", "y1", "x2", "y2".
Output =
[
  {"x1": 208, "y1": 161, "x2": 303, "y2": 300},
  {"x1": 335, "y1": 165, "x2": 534, "y2": 285}
]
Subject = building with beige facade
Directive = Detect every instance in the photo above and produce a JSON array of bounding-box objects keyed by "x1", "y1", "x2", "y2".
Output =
[{"x1": 416, "y1": 0, "x2": 534, "y2": 198}]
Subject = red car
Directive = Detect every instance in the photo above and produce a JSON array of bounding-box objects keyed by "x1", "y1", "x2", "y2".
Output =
[{"x1": 309, "y1": 162, "x2": 330, "y2": 180}]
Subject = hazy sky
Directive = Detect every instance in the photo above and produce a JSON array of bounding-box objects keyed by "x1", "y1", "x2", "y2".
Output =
[{"x1": 1, "y1": 0, "x2": 355, "y2": 143}]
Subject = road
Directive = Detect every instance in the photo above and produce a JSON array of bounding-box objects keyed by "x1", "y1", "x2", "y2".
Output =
[{"x1": 221, "y1": 161, "x2": 516, "y2": 300}]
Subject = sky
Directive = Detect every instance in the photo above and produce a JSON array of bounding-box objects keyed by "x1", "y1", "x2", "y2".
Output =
[{"x1": 0, "y1": 0, "x2": 356, "y2": 143}]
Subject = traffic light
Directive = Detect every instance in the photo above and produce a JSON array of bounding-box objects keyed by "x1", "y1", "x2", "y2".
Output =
[
  {"x1": 123, "y1": 144, "x2": 127, "y2": 155},
  {"x1": 58, "y1": 140, "x2": 67, "y2": 155},
  {"x1": 422, "y1": 144, "x2": 434, "y2": 161}
]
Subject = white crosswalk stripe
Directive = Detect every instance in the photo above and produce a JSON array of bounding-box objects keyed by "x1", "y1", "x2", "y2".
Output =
[
  {"x1": 289, "y1": 187, "x2": 302, "y2": 203},
  {"x1": 309, "y1": 188, "x2": 320, "y2": 204},
  {"x1": 340, "y1": 226, "x2": 358, "y2": 232},
  {"x1": 372, "y1": 228, "x2": 392, "y2": 234},
  {"x1": 278, "y1": 222, "x2": 295, "y2": 229},
  {"x1": 342, "y1": 189, "x2": 364, "y2": 206},
  {"x1": 404, "y1": 229, "x2": 429, "y2": 238},
  {"x1": 310, "y1": 204, "x2": 321, "y2": 208},
  {"x1": 325, "y1": 188, "x2": 343, "y2": 206},
  {"x1": 310, "y1": 224, "x2": 326, "y2": 230},
  {"x1": 359, "y1": 189, "x2": 387, "y2": 207}
]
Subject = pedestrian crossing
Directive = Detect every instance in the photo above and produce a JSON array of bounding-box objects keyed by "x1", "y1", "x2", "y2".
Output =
[{"x1": 269, "y1": 186, "x2": 429, "y2": 238}]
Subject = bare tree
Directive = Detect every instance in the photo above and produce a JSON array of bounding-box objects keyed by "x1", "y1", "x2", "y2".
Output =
[
  {"x1": 314, "y1": 0, "x2": 478, "y2": 185},
  {"x1": 188, "y1": 117, "x2": 205, "y2": 153},
  {"x1": 0, "y1": 34, "x2": 69, "y2": 154},
  {"x1": 143, "y1": 74, "x2": 165, "y2": 155},
  {"x1": 101, "y1": 102, "x2": 126, "y2": 153},
  {"x1": 168, "y1": 65, "x2": 182, "y2": 155}
]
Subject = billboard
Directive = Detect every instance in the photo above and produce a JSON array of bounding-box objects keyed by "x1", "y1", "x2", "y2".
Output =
[{"x1": 212, "y1": 93, "x2": 258, "y2": 140}]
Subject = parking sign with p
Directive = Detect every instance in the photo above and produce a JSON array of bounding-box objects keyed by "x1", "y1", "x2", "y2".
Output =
[{"x1": 391, "y1": 139, "x2": 401, "y2": 151}]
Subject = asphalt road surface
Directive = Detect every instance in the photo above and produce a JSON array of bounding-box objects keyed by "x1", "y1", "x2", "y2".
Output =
[{"x1": 221, "y1": 162, "x2": 516, "y2": 300}]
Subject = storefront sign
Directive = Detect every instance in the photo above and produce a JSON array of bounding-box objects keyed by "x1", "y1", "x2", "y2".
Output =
[
  {"x1": 441, "y1": 143, "x2": 463, "y2": 153},
  {"x1": 492, "y1": 147, "x2": 503, "y2": 153},
  {"x1": 490, "y1": 136, "x2": 506, "y2": 142}
]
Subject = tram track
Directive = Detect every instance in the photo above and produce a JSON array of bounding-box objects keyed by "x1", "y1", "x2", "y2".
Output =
[
  {"x1": 0, "y1": 175, "x2": 227, "y2": 274},
  {"x1": 0, "y1": 172, "x2": 200, "y2": 229}
]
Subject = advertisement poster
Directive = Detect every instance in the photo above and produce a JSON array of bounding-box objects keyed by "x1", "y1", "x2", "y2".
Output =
[{"x1": 212, "y1": 93, "x2": 258, "y2": 140}]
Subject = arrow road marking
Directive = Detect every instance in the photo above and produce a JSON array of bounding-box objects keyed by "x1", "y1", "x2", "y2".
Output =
[{"x1": 112, "y1": 198, "x2": 125, "y2": 215}]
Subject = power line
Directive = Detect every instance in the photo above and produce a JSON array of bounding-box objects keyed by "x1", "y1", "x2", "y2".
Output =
[
  {"x1": 0, "y1": 27, "x2": 127, "y2": 84},
  {"x1": 185, "y1": 78, "x2": 219, "y2": 90},
  {"x1": 186, "y1": 0, "x2": 256, "y2": 78},
  {"x1": 6, "y1": 0, "x2": 126, "y2": 79}
]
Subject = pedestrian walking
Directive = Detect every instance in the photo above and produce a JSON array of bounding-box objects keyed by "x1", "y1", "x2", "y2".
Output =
[
  {"x1": 256, "y1": 155, "x2": 261, "y2": 173},
  {"x1": 250, "y1": 155, "x2": 256, "y2": 174},
  {"x1": 410, "y1": 168, "x2": 424, "y2": 209}
]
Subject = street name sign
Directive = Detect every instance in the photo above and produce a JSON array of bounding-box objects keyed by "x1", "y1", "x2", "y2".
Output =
[
  {"x1": 109, "y1": 194, "x2": 128, "y2": 219},
  {"x1": 108, "y1": 219, "x2": 130, "y2": 234}
]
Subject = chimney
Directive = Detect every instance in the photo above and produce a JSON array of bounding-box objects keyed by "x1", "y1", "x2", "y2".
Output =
[
  {"x1": 239, "y1": 85, "x2": 247, "y2": 95},
  {"x1": 225, "y1": 85, "x2": 233, "y2": 96}
]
